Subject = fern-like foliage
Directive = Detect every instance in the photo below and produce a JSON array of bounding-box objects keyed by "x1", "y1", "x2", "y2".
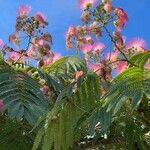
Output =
[
  {"x1": 0, "y1": 61, "x2": 48, "y2": 125},
  {"x1": 33, "y1": 71, "x2": 101, "y2": 150},
  {"x1": 0, "y1": 116, "x2": 35, "y2": 150}
]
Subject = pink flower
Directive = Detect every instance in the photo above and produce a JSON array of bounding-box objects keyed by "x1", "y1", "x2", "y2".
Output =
[
  {"x1": 113, "y1": 31, "x2": 124, "y2": 48},
  {"x1": 33, "y1": 12, "x2": 47, "y2": 25},
  {"x1": 88, "y1": 63, "x2": 101, "y2": 75},
  {"x1": 9, "y1": 33, "x2": 20, "y2": 45},
  {"x1": 0, "y1": 39, "x2": 4, "y2": 48},
  {"x1": 0, "y1": 99, "x2": 4, "y2": 111},
  {"x1": 78, "y1": 0, "x2": 96, "y2": 9},
  {"x1": 114, "y1": 8, "x2": 128, "y2": 21},
  {"x1": 114, "y1": 18, "x2": 126, "y2": 32},
  {"x1": 18, "y1": 5, "x2": 31, "y2": 17},
  {"x1": 114, "y1": 8, "x2": 128, "y2": 31},
  {"x1": 26, "y1": 44, "x2": 36, "y2": 59},
  {"x1": 84, "y1": 35, "x2": 94, "y2": 44},
  {"x1": 66, "y1": 26, "x2": 76, "y2": 36},
  {"x1": 145, "y1": 61, "x2": 150, "y2": 69},
  {"x1": 41, "y1": 85, "x2": 49, "y2": 95},
  {"x1": 106, "y1": 51, "x2": 118, "y2": 62},
  {"x1": 8, "y1": 52, "x2": 25, "y2": 62},
  {"x1": 44, "y1": 52, "x2": 61, "y2": 66},
  {"x1": 93, "y1": 42, "x2": 105, "y2": 51},
  {"x1": 126, "y1": 38, "x2": 146, "y2": 52},
  {"x1": 75, "y1": 71, "x2": 84, "y2": 80},
  {"x1": 104, "y1": 1, "x2": 114, "y2": 13},
  {"x1": 81, "y1": 43, "x2": 93, "y2": 54},
  {"x1": 34, "y1": 38, "x2": 46, "y2": 47},
  {"x1": 52, "y1": 53, "x2": 61, "y2": 62},
  {"x1": 116, "y1": 61, "x2": 127, "y2": 73}
]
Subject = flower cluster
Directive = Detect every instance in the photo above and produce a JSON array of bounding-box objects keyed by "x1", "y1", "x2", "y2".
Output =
[
  {"x1": 66, "y1": 0, "x2": 149, "y2": 79},
  {"x1": 0, "y1": 5, "x2": 60, "y2": 67}
]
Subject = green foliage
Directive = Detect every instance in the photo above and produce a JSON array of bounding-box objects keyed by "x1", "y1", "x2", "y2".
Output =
[
  {"x1": 0, "y1": 116, "x2": 35, "y2": 150},
  {"x1": 0, "y1": 61, "x2": 48, "y2": 125},
  {"x1": 129, "y1": 51, "x2": 150, "y2": 68},
  {"x1": 0, "y1": 53, "x2": 150, "y2": 150},
  {"x1": 33, "y1": 71, "x2": 101, "y2": 150},
  {"x1": 42, "y1": 56, "x2": 86, "y2": 80}
]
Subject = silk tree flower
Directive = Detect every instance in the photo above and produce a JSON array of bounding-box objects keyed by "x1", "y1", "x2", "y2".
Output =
[
  {"x1": 90, "y1": 22, "x2": 101, "y2": 37},
  {"x1": 26, "y1": 44, "x2": 36, "y2": 59},
  {"x1": 9, "y1": 33, "x2": 20, "y2": 45},
  {"x1": 114, "y1": 8, "x2": 128, "y2": 21},
  {"x1": 41, "y1": 85, "x2": 50, "y2": 95},
  {"x1": 0, "y1": 99, "x2": 4, "y2": 111},
  {"x1": 88, "y1": 63, "x2": 101, "y2": 75},
  {"x1": 33, "y1": 38, "x2": 46, "y2": 47},
  {"x1": 113, "y1": 31, "x2": 124, "y2": 48},
  {"x1": 75, "y1": 71, "x2": 84, "y2": 80},
  {"x1": 114, "y1": 8, "x2": 128, "y2": 31},
  {"x1": 81, "y1": 43, "x2": 93, "y2": 54},
  {"x1": 18, "y1": 5, "x2": 31, "y2": 18},
  {"x1": 106, "y1": 51, "x2": 118, "y2": 62},
  {"x1": 78, "y1": 0, "x2": 96, "y2": 10},
  {"x1": 114, "y1": 18, "x2": 126, "y2": 32},
  {"x1": 126, "y1": 38, "x2": 147, "y2": 52},
  {"x1": 44, "y1": 52, "x2": 61, "y2": 66},
  {"x1": 84, "y1": 35, "x2": 94, "y2": 44},
  {"x1": 52, "y1": 53, "x2": 61, "y2": 62},
  {"x1": 66, "y1": 26, "x2": 77, "y2": 36},
  {"x1": 8, "y1": 52, "x2": 25, "y2": 62},
  {"x1": 116, "y1": 61, "x2": 127, "y2": 74},
  {"x1": 81, "y1": 10, "x2": 90, "y2": 22},
  {"x1": 0, "y1": 39, "x2": 4, "y2": 48},
  {"x1": 92, "y1": 42, "x2": 105, "y2": 55},
  {"x1": 33, "y1": 12, "x2": 47, "y2": 25},
  {"x1": 104, "y1": 1, "x2": 114, "y2": 13},
  {"x1": 145, "y1": 60, "x2": 150, "y2": 69}
]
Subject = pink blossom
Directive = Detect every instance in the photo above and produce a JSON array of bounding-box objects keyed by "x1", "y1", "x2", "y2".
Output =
[
  {"x1": 26, "y1": 44, "x2": 36, "y2": 59},
  {"x1": 34, "y1": 12, "x2": 47, "y2": 25},
  {"x1": 44, "y1": 57, "x2": 53, "y2": 65},
  {"x1": 114, "y1": 18, "x2": 126, "y2": 32},
  {"x1": 18, "y1": 5, "x2": 31, "y2": 17},
  {"x1": 104, "y1": 1, "x2": 114, "y2": 13},
  {"x1": 88, "y1": 63, "x2": 101, "y2": 75},
  {"x1": 8, "y1": 52, "x2": 25, "y2": 62},
  {"x1": 34, "y1": 38, "x2": 46, "y2": 47},
  {"x1": 126, "y1": 38, "x2": 146, "y2": 52},
  {"x1": 92, "y1": 42, "x2": 105, "y2": 55},
  {"x1": 84, "y1": 35, "x2": 94, "y2": 44},
  {"x1": 78, "y1": 0, "x2": 96, "y2": 9},
  {"x1": 113, "y1": 31, "x2": 124, "y2": 48},
  {"x1": 44, "y1": 52, "x2": 61, "y2": 66},
  {"x1": 114, "y1": 8, "x2": 128, "y2": 21},
  {"x1": 114, "y1": 8, "x2": 128, "y2": 31},
  {"x1": 93, "y1": 42, "x2": 105, "y2": 51},
  {"x1": 66, "y1": 26, "x2": 76, "y2": 36},
  {"x1": 106, "y1": 51, "x2": 118, "y2": 62},
  {"x1": 81, "y1": 43, "x2": 93, "y2": 54},
  {"x1": 75, "y1": 71, "x2": 84, "y2": 80},
  {"x1": 145, "y1": 60, "x2": 150, "y2": 69},
  {"x1": 0, "y1": 39, "x2": 4, "y2": 48},
  {"x1": 116, "y1": 61, "x2": 127, "y2": 73},
  {"x1": 41, "y1": 85, "x2": 49, "y2": 95},
  {"x1": 0, "y1": 99, "x2": 4, "y2": 111},
  {"x1": 52, "y1": 53, "x2": 61, "y2": 62},
  {"x1": 9, "y1": 33, "x2": 20, "y2": 45}
]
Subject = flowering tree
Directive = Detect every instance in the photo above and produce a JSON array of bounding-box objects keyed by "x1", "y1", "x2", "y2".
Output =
[{"x1": 0, "y1": 0, "x2": 150, "y2": 150}]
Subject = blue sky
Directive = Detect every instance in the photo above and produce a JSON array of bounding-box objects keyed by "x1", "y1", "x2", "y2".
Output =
[{"x1": 0, "y1": 0, "x2": 150, "y2": 55}]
